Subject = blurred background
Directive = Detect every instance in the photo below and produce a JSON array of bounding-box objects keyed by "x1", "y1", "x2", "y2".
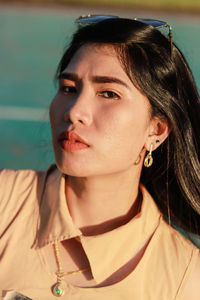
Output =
[{"x1": 0, "y1": 0, "x2": 200, "y2": 170}]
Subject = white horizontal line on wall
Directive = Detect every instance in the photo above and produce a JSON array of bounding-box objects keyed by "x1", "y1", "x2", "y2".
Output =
[{"x1": 0, "y1": 105, "x2": 49, "y2": 122}]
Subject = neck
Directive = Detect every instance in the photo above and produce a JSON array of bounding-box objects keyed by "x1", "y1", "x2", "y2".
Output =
[{"x1": 65, "y1": 166, "x2": 142, "y2": 235}]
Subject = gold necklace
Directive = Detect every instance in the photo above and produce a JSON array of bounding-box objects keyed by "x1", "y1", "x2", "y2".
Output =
[{"x1": 52, "y1": 241, "x2": 90, "y2": 297}]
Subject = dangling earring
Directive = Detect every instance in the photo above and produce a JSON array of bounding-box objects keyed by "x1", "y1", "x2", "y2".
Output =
[{"x1": 144, "y1": 144, "x2": 153, "y2": 168}]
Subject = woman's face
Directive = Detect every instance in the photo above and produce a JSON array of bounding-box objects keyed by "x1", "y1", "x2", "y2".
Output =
[{"x1": 50, "y1": 44, "x2": 153, "y2": 177}]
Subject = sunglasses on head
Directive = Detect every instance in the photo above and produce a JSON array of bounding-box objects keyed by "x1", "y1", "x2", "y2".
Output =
[{"x1": 75, "y1": 14, "x2": 173, "y2": 56}]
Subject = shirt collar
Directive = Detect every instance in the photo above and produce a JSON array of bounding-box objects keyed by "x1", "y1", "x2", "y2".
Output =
[
  {"x1": 35, "y1": 166, "x2": 82, "y2": 248},
  {"x1": 80, "y1": 184, "x2": 161, "y2": 283},
  {"x1": 35, "y1": 166, "x2": 161, "y2": 283}
]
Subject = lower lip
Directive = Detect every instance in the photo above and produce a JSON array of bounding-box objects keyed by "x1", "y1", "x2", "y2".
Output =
[{"x1": 60, "y1": 140, "x2": 89, "y2": 152}]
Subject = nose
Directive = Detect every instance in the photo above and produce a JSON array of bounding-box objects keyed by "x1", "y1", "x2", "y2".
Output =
[{"x1": 64, "y1": 90, "x2": 93, "y2": 126}]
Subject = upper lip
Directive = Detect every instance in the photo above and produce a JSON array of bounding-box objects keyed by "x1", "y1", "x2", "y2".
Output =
[{"x1": 58, "y1": 130, "x2": 89, "y2": 145}]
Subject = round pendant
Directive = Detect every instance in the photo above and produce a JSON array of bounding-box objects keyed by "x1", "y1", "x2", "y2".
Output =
[{"x1": 52, "y1": 282, "x2": 65, "y2": 297}]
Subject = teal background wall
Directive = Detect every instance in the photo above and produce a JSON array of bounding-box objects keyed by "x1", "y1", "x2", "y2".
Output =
[{"x1": 0, "y1": 5, "x2": 200, "y2": 170}]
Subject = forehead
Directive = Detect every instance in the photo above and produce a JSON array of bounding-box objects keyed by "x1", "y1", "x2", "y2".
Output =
[{"x1": 63, "y1": 43, "x2": 130, "y2": 79}]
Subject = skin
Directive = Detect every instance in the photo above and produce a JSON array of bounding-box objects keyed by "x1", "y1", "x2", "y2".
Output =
[{"x1": 50, "y1": 44, "x2": 169, "y2": 231}]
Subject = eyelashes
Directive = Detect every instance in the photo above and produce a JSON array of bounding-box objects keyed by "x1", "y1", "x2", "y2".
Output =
[
  {"x1": 98, "y1": 91, "x2": 120, "y2": 100},
  {"x1": 59, "y1": 85, "x2": 120, "y2": 100},
  {"x1": 59, "y1": 85, "x2": 77, "y2": 94}
]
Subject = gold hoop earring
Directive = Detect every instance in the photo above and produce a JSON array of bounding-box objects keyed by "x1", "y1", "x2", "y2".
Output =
[
  {"x1": 134, "y1": 154, "x2": 141, "y2": 165},
  {"x1": 144, "y1": 144, "x2": 153, "y2": 168}
]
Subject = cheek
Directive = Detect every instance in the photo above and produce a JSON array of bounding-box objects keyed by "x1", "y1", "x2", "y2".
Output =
[
  {"x1": 97, "y1": 103, "x2": 150, "y2": 158},
  {"x1": 100, "y1": 103, "x2": 150, "y2": 137}
]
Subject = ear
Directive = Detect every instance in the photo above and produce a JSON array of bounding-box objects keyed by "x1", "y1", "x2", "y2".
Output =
[{"x1": 145, "y1": 117, "x2": 171, "y2": 151}]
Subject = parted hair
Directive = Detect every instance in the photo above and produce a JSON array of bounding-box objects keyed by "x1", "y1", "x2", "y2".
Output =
[{"x1": 56, "y1": 18, "x2": 200, "y2": 233}]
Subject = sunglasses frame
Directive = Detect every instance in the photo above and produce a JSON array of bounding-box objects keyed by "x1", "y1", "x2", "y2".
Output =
[{"x1": 75, "y1": 14, "x2": 173, "y2": 56}]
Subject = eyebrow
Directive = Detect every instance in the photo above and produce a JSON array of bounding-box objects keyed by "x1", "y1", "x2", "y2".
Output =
[
  {"x1": 59, "y1": 72, "x2": 79, "y2": 81},
  {"x1": 59, "y1": 72, "x2": 130, "y2": 89},
  {"x1": 91, "y1": 76, "x2": 130, "y2": 89}
]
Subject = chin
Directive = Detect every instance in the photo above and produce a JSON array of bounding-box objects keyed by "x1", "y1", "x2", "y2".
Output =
[
  {"x1": 53, "y1": 146, "x2": 93, "y2": 177},
  {"x1": 55, "y1": 157, "x2": 93, "y2": 178}
]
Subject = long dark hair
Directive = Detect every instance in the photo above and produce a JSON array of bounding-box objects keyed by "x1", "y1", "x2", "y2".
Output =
[{"x1": 56, "y1": 18, "x2": 200, "y2": 233}]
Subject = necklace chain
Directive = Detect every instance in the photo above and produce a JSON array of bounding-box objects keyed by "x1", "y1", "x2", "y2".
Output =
[{"x1": 52, "y1": 241, "x2": 90, "y2": 297}]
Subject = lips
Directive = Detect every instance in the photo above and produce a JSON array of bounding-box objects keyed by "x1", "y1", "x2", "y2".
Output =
[{"x1": 58, "y1": 131, "x2": 89, "y2": 152}]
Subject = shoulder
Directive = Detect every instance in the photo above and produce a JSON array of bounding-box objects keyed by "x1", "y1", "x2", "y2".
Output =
[
  {"x1": 180, "y1": 252, "x2": 200, "y2": 300},
  {"x1": 0, "y1": 168, "x2": 45, "y2": 201},
  {"x1": 0, "y1": 166, "x2": 56, "y2": 230},
  {"x1": 0, "y1": 164, "x2": 58, "y2": 206},
  {"x1": 0, "y1": 165, "x2": 57, "y2": 191},
  {"x1": 159, "y1": 218, "x2": 199, "y2": 261},
  {"x1": 0, "y1": 168, "x2": 39, "y2": 185},
  {"x1": 158, "y1": 219, "x2": 200, "y2": 298}
]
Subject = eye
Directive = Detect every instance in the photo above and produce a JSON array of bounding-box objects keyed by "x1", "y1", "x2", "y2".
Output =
[
  {"x1": 60, "y1": 85, "x2": 76, "y2": 94},
  {"x1": 99, "y1": 91, "x2": 120, "y2": 100}
]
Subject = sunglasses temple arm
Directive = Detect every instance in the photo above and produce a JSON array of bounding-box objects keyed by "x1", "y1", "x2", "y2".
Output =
[{"x1": 169, "y1": 26, "x2": 173, "y2": 57}]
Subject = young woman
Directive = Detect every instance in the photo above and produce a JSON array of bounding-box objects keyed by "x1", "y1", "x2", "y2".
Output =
[{"x1": 0, "y1": 15, "x2": 200, "y2": 300}]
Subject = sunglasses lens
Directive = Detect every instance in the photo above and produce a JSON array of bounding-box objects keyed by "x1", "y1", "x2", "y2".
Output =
[
  {"x1": 135, "y1": 18, "x2": 166, "y2": 28},
  {"x1": 76, "y1": 15, "x2": 119, "y2": 24}
]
